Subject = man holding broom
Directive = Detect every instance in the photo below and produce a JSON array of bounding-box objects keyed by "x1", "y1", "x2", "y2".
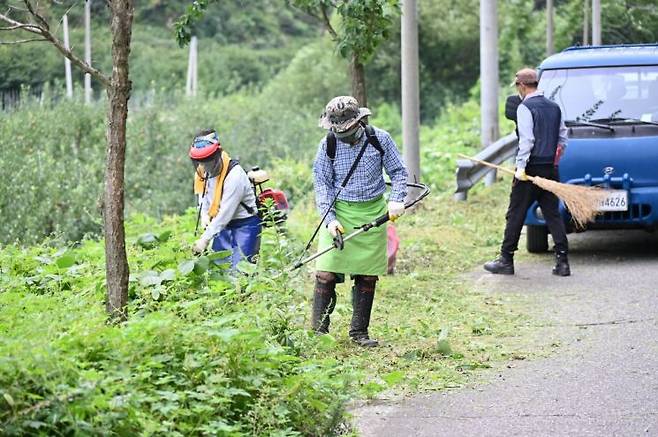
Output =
[
  {"x1": 484, "y1": 68, "x2": 571, "y2": 277},
  {"x1": 312, "y1": 96, "x2": 408, "y2": 347}
]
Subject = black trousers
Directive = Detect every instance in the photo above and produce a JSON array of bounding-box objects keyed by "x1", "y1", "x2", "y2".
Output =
[{"x1": 501, "y1": 165, "x2": 568, "y2": 257}]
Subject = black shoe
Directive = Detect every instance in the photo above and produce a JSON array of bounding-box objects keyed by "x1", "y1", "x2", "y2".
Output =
[
  {"x1": 351, "y1": 336, "x2": 379, "y2": 347},
  {"x1": 552, "y1": 252, "x2": 571, "y2": 277},
  {"x1": 349, "y1": 277, "x2": 379, "y2": 347},
  {"x1": 484, "y1": 256, "x2": 514, "y2": 275},
  {"x1": 311, "y1": 276, "x2": 337, "y2": 334}
]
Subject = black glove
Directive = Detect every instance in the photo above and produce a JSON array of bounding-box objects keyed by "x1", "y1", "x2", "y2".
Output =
[{"x1": 332, "y1": 233, "x2": 344, "y2": 250}]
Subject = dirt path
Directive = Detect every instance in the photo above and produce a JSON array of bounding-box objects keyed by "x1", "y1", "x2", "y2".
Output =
[{"x1": 354, "y1": 230, "x2": 658, "y2": 436}]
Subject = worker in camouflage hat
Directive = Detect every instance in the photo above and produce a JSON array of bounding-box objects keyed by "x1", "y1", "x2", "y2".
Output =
[{"x1": 311, "y1": 96, "x2": 408, "y2": 347}]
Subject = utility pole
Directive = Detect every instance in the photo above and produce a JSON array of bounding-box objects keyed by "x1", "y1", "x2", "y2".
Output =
[
  {"x1": 592, "y1": 0, "x2": 601, "y2": 45},
  {"x1": 480, "y1": 0, "x2": 499, "y2": 186},
  {"x1": 63, "y1": 14, "x2": 73, "y2": 98},
  {"x1": 84, "y1": 0, "x2": 92, "y2": 104},
  {"x1": 546, "y1": 0, "x2": 554, "y2": 56},
  {"x1": 186, "y1": 36, "x2": 198, "y2": 97},
  {"x1": 583, "y1": 0, "x2": 590, "y2": 45},
  {"x1": 401, "y1": 0, "x2": 420, "y2": 199}
]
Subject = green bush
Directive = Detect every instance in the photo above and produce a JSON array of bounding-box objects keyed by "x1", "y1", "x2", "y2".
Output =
[{"x1": 0, "y1": 213, "x2": 352, "y2": 436}]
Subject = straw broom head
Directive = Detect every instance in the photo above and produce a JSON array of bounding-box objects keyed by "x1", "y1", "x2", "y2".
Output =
[
  {"x1": 456, "y1": 154, "x2": 608, "y2": 229},
  {"x1": 529, "y1": 176, "x2": 607, "y2": 229}
]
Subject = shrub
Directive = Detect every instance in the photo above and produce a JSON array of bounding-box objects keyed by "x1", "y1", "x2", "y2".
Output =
[{"x1": 0, "y1": 213, "x2": 352, "y2": 435}]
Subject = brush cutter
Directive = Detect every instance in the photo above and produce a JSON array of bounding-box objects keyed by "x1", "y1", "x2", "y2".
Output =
[{"x1": 290, "y1": 182, "x2": 430, "y2": 271}]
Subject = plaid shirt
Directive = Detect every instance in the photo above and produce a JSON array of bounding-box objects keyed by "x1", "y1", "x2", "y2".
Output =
[{"x1": 313, "y1": 126, "x2": 408, "y2": 225}]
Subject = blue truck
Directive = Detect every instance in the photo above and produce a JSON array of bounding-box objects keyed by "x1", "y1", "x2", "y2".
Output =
[{"x1": 524, "y1": 44, "x2": 658, "y2": 252}]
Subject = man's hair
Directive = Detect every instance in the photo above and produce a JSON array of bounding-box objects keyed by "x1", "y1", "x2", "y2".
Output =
[
  {"x1": 194, "y1": 128, "x2": 216, "y2": 138},
  {"x1": 515, "y1": 67, "x2": 539, "y2": 87}
]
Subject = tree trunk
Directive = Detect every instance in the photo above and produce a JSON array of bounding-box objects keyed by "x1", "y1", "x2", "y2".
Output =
[
  {"x1": 350, "y1": 54, "x2": 367, "y2": 107},
  {"x1": 104, "y1": 0, "x2": 133, "y2": 322}
]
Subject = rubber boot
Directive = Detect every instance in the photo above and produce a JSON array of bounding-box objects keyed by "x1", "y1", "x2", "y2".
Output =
[
  {"x1": 484, "y1": 253, "x2": 515, "y2": 275},
  {"x1": 311, "y1": 271, "x2": 337, "y2": 334},
  {"x1": 552, "y1": 251, "x2": 571, "y2": 276},
  {"x1": 349, "y1": 275, "x2": 379, "y2": 347}
]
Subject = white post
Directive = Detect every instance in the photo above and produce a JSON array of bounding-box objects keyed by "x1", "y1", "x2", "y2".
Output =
[
  {"x1": 546, "y1": 0, "x2": 554, "y2": 56},
  {"x1": 480, "y1": 0, "x2": 499, "y2": 186},
  {"x1": 401, "y1": 0, "x2": 421, "y2": 199},
  {"x1": 186, "y1": 36, "x2": 198, "y2": 97},
  {"x1": 592, "y1": 0, "x2": 601, "y2": 45},
  {"x1": 84, "y1": 0, "x2": 92, "y2": 104},
  {"x1": 192, "y1": 36, "x2": 198, "y2": 96},
  {"x1": 583, "y1": 0, "x2": 590, "y2": 45},
  {"x1": 63, "y1": 14, "x2": 73, "y2": 98}
]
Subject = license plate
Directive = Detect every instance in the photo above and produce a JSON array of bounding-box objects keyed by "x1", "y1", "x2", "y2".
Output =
[{"x1": 597, "y1": 190, "x2": 628, "y2": 211}]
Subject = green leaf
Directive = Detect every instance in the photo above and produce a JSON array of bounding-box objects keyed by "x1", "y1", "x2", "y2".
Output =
[
  {"x1": 160, "y1": 269, "x2": 176, "y2": 282},
  {"x1": 436, "y1": 339, "x2": 452, "y2": 356},
  {"x1": 140, "y1": 270, "x2": 162, "y2": 287},
  {"x1": 194, "y1": 256, "x2": 210, "y2": 274},
  {"x1": 436, "y1": 327, "x2": 452, "y2": 355},
  {"x1": 55, "y1": 253, "x2": 76, "y2": 269},
  {"x1": 317, "y1": 334, "x2": 337, "y2": 349},
  {"x1": 151, "y1": 287, "x2": 161, "y2": 301},
  {"x1": 209, "y1": 328, "x2": 239, "y2": 342},
  {"x1": 178, "y1": 260, "x2": 196, "y2": 276},
  {"x1": 206, "y1": 250, "x2": 232, "y2": 261},
  {"x1": 34, "y1": 255, "x2": 53, "y2": 265},
  {"x1": 25, "y1": 421, "x2": 47, "y2": 430},
  {"x1": 157, "y1": 230, "x2": 172, "y2": 242},
  {"x1": 3, "y1": 393, "x2": 15, "y2": 407},
  {"x1": 361, "y1": 381, "x2": 385, "y2": 398},
  {"x1": 137, "y1": 233, "x2": 158, "y2": 249},
  {"x1": 382, "y1": 370, "x2": 404, "y2": 386},
  {"x1": 236, "y1": 260, "x2": 257, "y2": 274}
]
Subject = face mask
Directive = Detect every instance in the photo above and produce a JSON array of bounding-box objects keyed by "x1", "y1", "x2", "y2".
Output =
[
  {"x1": 334, "y1": 125, "x2": 364, "y2": 145},
  {"x1": 192, "y1": 149, "x2": 223, "y2": 178}
]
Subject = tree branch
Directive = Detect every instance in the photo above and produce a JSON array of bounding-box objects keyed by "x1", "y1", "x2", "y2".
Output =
[
  {"x1": 321, "y1": 4, "x2": 337, "y2": 38},
  {"x1": 0, "y1": 23, "x2": 41, "y2": 31},
  {"x1": 23, "y1": 0, "x2": 49, "y2": 31},
  {"x1": 0, "y1": 10, "x2": 111, "y2": 88},
  {"x1": 0, "y1": 37, "x2": 47, "y2": 44}
]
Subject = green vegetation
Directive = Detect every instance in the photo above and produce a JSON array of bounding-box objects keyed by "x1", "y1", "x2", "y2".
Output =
[
  {"x1": 0, "y1": 0, "x2": 317, "y2": 96},
  {"x1": 1, "y1": 94, "x2": 542, "y2": 433},
  {"x1": 0, "y1": 217, "x2": 352, "y2": 435},
  {"x1": 0, "y1": 180, "x2": 537, "y2": 435},
  {"x1": 0, "y1": 36, "x2": 347, "y2": 245},
  {"x1": 4, "y1": 0, "x2": 656, "y2": 433},
  {"x1": 4, "y1": 0, "x2": 658, "y2": 118}
]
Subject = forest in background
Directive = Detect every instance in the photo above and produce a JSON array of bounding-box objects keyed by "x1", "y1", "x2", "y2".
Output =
[{"x1": 2, "y1": 0, "x2": 657, "y2": 245}]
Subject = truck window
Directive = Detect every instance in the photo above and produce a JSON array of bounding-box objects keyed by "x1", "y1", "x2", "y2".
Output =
[{"x1": 539, "y1": 66, "x2": 658, "y2": 122}]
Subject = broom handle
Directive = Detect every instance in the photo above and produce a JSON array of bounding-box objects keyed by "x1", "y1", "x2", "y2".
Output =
[{"x1": 457, "y1": 153, "x2": 535, "y2": 180}]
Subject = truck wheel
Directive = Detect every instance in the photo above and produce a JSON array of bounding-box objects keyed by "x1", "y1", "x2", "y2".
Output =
[{"x1": 526, "y1": 225, "x2": 549, "y2": 253}]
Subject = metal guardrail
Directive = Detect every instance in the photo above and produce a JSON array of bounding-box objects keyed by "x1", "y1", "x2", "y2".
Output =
[{"x1": 454, "y1": 132, "x2": 518, "y2": 200}]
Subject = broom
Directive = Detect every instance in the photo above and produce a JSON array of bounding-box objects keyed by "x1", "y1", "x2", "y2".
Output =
[{"x1": 458, "y1": 154, "x2": 607, "y2": 229}]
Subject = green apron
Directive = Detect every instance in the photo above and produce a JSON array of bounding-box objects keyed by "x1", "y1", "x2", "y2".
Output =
[{"x1": 316, "y1": 196, "x2": 387, "y2": 276}]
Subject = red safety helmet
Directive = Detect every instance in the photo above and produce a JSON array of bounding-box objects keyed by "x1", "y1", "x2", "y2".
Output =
[{"x1": 189, "y1": 130, "x2": 221, "y2": 160}]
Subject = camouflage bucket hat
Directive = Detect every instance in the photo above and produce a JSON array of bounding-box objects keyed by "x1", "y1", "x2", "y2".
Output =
[{"x1": 318, "y1": 96, "x2": 372, "y2": 133}]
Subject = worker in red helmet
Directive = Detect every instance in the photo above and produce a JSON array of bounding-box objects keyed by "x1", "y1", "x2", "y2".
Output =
[{"x1": 189, "y1": 129, "x2": 261, "y2": 269}]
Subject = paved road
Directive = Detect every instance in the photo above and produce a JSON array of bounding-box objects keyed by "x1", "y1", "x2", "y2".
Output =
[{"x1": 355, "y1": 230, "x2": 658, "y2": 436}]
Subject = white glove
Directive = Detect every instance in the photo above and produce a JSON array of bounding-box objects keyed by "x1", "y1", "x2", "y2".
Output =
[
  {"x1": 201, "y1": 213, "x2": 211, "y2": 229},
  {"x1": 514, "y1": 167, "x2": 528, "y2": 181},
  {"x1": 327, "y1": 220, "x2": 344, "y2": 237},
  {"x1": 388, "y1": 201, "x2": 405, "y2": 221},
  {"x1": 192, "y1": 236, "x2": 211, "y2": 255}
]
